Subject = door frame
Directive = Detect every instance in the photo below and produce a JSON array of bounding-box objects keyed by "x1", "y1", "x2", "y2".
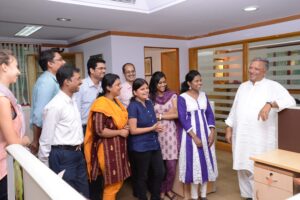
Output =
[{"x1": 144, "y1": 46, "x2": 180, "y2": 90}]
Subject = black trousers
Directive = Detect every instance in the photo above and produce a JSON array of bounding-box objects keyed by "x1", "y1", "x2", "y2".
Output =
[
  {"x1": 0, "y1": 176, "x2": 7, "y2": 200},
  {"x1": 130, "y1": 150, "x2": 165, "y2": 200}
]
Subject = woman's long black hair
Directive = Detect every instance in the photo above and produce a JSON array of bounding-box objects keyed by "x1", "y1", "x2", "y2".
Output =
[
  {"x1": 180, "y1": 70, "x2": 201, "y2": 94},
  {"x1": 97, "y1": 73, "x2": 120, "y2": 97},
  {"x1": 149, "y1": 71, "x2": 168, "y2": 102}
]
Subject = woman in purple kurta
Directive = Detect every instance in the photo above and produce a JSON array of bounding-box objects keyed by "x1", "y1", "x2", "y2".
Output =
[{"x1": 177, "y1": 70, "x2": 218, "y2": 200}]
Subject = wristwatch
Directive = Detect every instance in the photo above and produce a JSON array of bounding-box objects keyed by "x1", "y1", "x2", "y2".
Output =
[{"x1": 266, "y1": 101, "x2": 272, "y2": 107}]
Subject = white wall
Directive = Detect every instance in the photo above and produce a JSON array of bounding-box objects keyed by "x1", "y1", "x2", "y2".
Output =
[
  {"x1": 144, "y1": 48, "x2": 162, "y2": 73},
  {"x1": 188, "y1": 19, "x2": 300, "y2": 48},
  {"x1": 110, "y1": 35, "x2": 188, "y2": 82},
  {"x1": 66, "y1": 19, "x2": 300, "y2": 82},
  {"x1": 68, "y1": 36, "x2": 113, "y2": 76},
  {"x1": 68, "y1": 35, "x2": 189, "y2": 83}
]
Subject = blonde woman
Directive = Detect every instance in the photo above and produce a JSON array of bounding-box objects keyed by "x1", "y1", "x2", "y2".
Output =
[{"x1": 0, "y1": 49, "x2": 30, "y2": 200}]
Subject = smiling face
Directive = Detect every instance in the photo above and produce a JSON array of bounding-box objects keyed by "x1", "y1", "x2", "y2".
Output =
[
  {"x1": 91, "y1": 62, "x2": 106, "y2": 81},
  {"x1": 1, "y1": 56, "x2": 21, "y2": 84},
  {"x1": 8, "y1": 56, "x2": 20, "y2": 83},
  {"x1": 123, "y1": 64, "x2": 136, "y2": 83},
  {"x1": 48, "y1": 52, "x2": 65, "y2": 74},
  {"x1": 156, "y1": 76, "x2": 167, "y2": 94},
  {"x1": 187, "y1": 74, "x2": 202, "y2": 92},
  {"x1": 67, "y1": 72, "x2": 82, "y2": 93},
  {"x1": 133, "y1": 83, "x2": 149, "y2": 101},
  {"x1": 248, "y1": 60, "x2": 266, "y2": 83}
]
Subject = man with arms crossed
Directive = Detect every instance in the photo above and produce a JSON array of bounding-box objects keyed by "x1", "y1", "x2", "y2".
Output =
[{"x1": 225, "y1": 57, "x2": 296, "y2": 200}]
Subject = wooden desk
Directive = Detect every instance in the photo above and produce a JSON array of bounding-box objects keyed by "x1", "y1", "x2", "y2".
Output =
[{"x1": 251, "y1": 149, "x2": 300, "y2": 200}]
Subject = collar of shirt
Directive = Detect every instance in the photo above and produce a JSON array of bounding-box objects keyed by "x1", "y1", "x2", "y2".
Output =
[
  {"x1": 86, "y1": 76, "x2": 101, "y2": 90},
  {"x1": 250, "y1": 78, "x2": 266, "y2": 86},
  {"x1": 123, "y1": 81, "x2": 132, "y2": 89},
  {"x1": 58, "y1": 90, "x2": 75, "y2": 104},
  {"x1": 46, "y1": 70, "x2": 58, "y2": 82}
]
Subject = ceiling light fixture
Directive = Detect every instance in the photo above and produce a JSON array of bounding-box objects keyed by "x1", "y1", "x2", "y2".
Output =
[
  {"x1": 15, "y1": 25, "x2": 42, "y2": 37},
  {"x1": 243, "y1": 6, "x2": 259, "y2": 12},
  {"x1": 57, "y1": 17, "x2": 72, "y2": 22},
  {"x1": 48, "y1": 0, "x2": 186, "y2": 14}
]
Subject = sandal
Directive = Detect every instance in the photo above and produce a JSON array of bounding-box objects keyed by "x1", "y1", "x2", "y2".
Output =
[
  {"x1": 165, "y1": 192, "x2": 177, "y2": 200},
  {"x1": 160, "y1": 193, "x2": 165, "y2": 200}
]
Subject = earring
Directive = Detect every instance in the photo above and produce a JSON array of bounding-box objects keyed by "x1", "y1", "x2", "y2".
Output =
[{"x1": 189, "y1": 86, "x2": 191, "y2": 90}]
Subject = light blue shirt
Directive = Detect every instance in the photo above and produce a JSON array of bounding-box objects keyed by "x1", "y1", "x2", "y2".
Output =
[
  {"x1": 30, "y1": 71, "x2": 59, "y2": 127},
  {"x1": 75, "y1": 76, "x2": 102, "y2": 125}
]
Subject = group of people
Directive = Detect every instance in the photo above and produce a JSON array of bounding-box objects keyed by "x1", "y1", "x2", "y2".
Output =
[{"x1": 0, "y1": 47, "x2": 296, "y2": 200}]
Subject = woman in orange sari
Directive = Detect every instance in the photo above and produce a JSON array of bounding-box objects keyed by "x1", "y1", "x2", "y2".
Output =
[{"x1": 84, "y1": 73, "x2": 131, "y2": 200}]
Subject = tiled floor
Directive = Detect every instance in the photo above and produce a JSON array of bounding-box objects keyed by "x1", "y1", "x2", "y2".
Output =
[{"x1": 117, "y1": 150, "x2": 242, "y2": 200}]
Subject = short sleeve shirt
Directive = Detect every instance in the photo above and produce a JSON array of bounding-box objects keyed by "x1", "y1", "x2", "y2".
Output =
[{"x1": 127, "y1": 99, "x2": 160, "y2": 152}]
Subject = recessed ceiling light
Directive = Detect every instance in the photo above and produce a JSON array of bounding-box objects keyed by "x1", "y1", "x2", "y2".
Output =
[
  {"x1": 57, "y1": 17, "x2": 71, "y2": 22},
  {"x1": 15, "y1": 25, "x2": 42, "y2": 37},
  {"x1": 243, "y1": 6, "x2": 259, "y2": 12}
]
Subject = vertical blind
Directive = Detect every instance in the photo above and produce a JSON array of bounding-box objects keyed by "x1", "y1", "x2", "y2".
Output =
[{"x1": 1, "y1": 43, "x2": 40, "y2": 105}]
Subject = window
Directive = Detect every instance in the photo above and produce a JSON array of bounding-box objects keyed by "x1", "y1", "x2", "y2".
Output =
[{"x1": 198, "y1": 44, "x2": 243, "y2": 142}]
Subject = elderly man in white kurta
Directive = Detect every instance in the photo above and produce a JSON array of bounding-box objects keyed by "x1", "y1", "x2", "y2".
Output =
[{"x1": 225, "y1": 57, "x2": 296, "y2": 200}]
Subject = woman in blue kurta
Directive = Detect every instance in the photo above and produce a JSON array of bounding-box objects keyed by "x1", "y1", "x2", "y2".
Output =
[
  {"x1": 177, "y1": 70, "x2": 218, "y2": 200},
  {"x1": 127, "y1": 78, "x2": 165, "y2": 200}
]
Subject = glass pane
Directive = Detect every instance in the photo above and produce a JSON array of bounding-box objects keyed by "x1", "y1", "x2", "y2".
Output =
[
  {"x1": 249, "y1": 35, "x2": 300, "y2": 104},
  {"x1": 198, "y1": 44, "x2": 243, "y2": 142}
]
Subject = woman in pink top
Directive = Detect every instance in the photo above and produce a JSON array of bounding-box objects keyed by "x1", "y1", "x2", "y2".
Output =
[
  {"x1": 0, "y1": 49, "x2": 30, "y2": 200},
  {"x1": 149, "y1": 71, "x2": 178, "y2": 200}
]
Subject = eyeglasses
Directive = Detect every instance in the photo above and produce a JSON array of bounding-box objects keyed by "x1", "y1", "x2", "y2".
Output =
[
  {"x1": 95, "y1": 67, "x2": 106, "y2": 70},
  {"x1": 52, "y1": 58, "x2": 64, "y2": 62},
  {"x1": 125, "y1": 70, "x2": 135, "y2": 74}
]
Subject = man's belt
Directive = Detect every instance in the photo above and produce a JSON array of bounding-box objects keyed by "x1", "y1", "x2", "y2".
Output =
[{"x1": 52, "y1": 145, "x2": 82, "y2": 151}]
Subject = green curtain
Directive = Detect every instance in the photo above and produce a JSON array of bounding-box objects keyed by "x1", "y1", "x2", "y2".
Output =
[{"x1": 1, "y1": 43, "x2": 40, "y2": 105}]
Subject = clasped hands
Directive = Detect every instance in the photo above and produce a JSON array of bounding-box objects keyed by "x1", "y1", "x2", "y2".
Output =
[{"x1": 189, "y1": 128, "x2": 215, "y2": 148}]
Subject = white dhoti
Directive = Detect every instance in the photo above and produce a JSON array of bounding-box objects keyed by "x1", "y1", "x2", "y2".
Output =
[
  {"x1": 237, "y1": 170, "x2": 254, "y2": 198},
  {"x1": 225, "y1": 78, "x2": 296, "y2": 199}
]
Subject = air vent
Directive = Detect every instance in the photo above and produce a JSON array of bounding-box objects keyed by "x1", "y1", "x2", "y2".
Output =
[{"x1": 110, "y1": 0, "x2": 135, "y2": 4}]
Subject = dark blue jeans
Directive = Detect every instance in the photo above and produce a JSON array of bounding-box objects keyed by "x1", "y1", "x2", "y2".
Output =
[{"x1": 49, "y1": 148, "x2": 89, "y2": 198}]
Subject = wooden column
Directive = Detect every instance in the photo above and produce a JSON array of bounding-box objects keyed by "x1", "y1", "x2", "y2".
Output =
[{"x1": 189, "y1": 48, "x2": 198, "y2": 70}]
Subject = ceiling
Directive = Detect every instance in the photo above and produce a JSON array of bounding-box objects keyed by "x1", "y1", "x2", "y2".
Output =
[{"x1": 1, "y1": 0, "x2": 300, "y2": 43}]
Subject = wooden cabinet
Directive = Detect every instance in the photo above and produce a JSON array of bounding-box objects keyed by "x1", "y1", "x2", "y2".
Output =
[
  {"x1": 254, "y1": 163, "x2": 294, "y2": 200},
  {"x1": 251, "y1": 149, "x2": 300, "y2": 200},
  {"x1": 254, "y1": 181, "x2": 292, "y2": 200}
]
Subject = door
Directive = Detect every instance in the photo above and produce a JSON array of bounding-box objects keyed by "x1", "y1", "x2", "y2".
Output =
[{"x1": 161, "y1": 50, "x2": 179, "y2": 93}]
